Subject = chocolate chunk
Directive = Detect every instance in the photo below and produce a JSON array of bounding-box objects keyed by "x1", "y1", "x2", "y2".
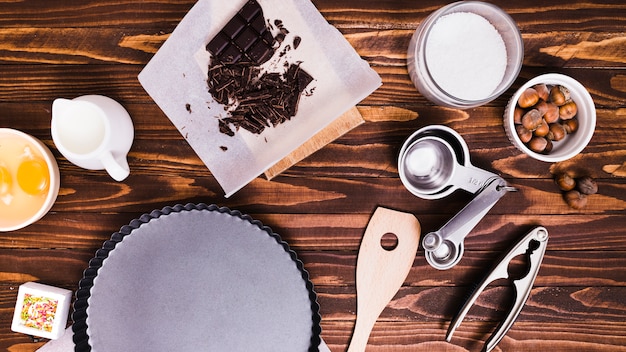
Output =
[
  {"x1": 218, "y1": 119, "x2": 235, "y2": 136},
  {"x1": 293, "y1": 36, "x2": 301, "y2": 50},
  {"x1": 239, "y1": 0, "x2": 262, "y2": 21},
  {"x1": 205, "y1": 0, "x2": 275, "y2": 65},
  {"x1": 247, "y1": 39, "x2": 274, "y2": 64}
]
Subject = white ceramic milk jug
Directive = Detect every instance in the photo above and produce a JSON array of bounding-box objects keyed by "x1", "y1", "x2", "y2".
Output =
[{"x1": 51, "y1": 95, "x2": 134, "y2": 181}]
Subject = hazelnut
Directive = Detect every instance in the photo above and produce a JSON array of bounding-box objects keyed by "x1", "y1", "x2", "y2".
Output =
[
  {"x1": 533, "y1": 83, "x2": 550, "y2": 101},
  {"x1": 564, "y1": 190, "x2": 587, "y2": 210},
  {"x1": 550, "y1": 85, "x2": 570, "y2": 106},
  {"x1": 542, "y1": 102, "x2": 560, "y2": 124},
  {"x1": 516, "y1": 125, "x2": 532, "y2": 143},
  {"x1": 528, "y1": 136, "x2": 548, "y2": 153},
  {"x1": 576, "y1": 176, "x2": 598, "y2": 195},
  {"x1": 518, "y1": 88, "x2": 540, "y2": 108},
  {"x1": 513, "y1": 107, "x2": 524, "y2": 125},
  {"x1": 533, "y1": 100, "x2": 549, "y2": 117},
  {"x1": 562, "y1": 118, "x2": 579, "y2": 134},
  {"x1": 555, "y1": 173, "x2": 576, "y2": 191},
  {"x1": 534, "y1": 119, "x2": 550, "y2": 137},
  {"x1": 522, "y1": 109, "x2": 543, "y2": 131},
  {"x1": 560, "y1": 85, "x2": 572, "y2": 101},
  {"x1": 548, "y1": 123, "x2": 566, "y2": 141},
  {"x1": 559, "y1": 101, "x2": 578, "y2": 120},
  {"x1": 543, "y1": 138, "x2": 554, "y2": 154}
]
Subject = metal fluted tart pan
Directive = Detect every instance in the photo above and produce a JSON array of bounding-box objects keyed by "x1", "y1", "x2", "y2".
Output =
[{"x1": 72, "y1": 203, "x2": 321, "y2": 352}]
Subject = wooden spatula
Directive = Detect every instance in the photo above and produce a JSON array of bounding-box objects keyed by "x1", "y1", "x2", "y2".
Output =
[{"x1": 346, "y1": 207, "x2": 421, "y2": 352}]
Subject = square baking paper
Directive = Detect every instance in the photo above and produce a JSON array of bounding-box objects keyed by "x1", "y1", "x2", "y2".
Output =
[{"x1": 139, "y1": 0, "x2": 381, "y2": 197}]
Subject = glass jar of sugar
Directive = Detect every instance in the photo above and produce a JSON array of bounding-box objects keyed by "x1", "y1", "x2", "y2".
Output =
[{"x1": 407, "y1": 1, "x2": 523, "y2": 109}]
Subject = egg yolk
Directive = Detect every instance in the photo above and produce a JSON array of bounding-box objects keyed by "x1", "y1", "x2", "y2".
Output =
[
  {"x1": 17, "y1": 158, "x2": 50, "y2": 196},
  {"x1": 0, "y1": 165, "x2": 11, "y2": 195}
]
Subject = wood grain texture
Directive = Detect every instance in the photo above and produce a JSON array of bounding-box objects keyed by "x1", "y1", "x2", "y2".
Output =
[{"x1": 0, "y1": 1, "x2": 625, "y2": 351}]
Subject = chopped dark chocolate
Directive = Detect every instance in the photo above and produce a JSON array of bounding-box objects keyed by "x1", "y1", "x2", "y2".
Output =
[
  {"x1": 208, "y1": 61, "x2": 313, "y2": 135},
  {"x1": 275, "y1": 32, "x2": 286, "y2": 44},
  {"x1": 205, "y1": 1, "x2": 315, "y2": 137}
]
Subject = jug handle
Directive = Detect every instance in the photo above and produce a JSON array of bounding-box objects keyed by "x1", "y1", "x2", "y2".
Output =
[{"x1": 100, "y1": 151, "x2": 130, "y2": 181}]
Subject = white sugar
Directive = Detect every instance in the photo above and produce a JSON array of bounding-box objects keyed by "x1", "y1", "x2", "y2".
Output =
[{"x1": 425, "y1": 12, "x2": 507, "y2": 101}]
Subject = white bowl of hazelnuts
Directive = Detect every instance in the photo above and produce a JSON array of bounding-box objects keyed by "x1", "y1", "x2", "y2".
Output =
[{"x1": 504, "y1": 73, "x2": 596, "y2": 162}]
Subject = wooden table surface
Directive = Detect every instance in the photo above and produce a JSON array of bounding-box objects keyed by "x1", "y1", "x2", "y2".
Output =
[{"x1": 1, "y1": 1, "x2": 625, "y2": 351}]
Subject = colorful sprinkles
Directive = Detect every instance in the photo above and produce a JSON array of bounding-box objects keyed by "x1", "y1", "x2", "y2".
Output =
[{"x1": 20, "y1": 293, "x2": 59, "y2": 332}]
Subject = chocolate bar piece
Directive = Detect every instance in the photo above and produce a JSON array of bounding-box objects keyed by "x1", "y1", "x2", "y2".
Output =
[{"x1": 206, "y1": 0, "x2": 275, "y2": 65}]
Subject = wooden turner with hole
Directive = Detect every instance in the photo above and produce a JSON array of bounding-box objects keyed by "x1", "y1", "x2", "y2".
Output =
[{"x1": 346, "y1": 207, "x2": 421, "y2": 352}]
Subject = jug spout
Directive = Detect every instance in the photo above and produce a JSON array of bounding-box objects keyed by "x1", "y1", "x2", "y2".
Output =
[{"x1": 51, "y1": 98, "x2": 76, "y2": 117}]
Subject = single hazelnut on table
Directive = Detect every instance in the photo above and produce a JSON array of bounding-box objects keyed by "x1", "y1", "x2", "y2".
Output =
[
  {"x1": 564, "y1": 190, "x2": 587, "y2": 210},
  {"x1": 518, "y1": 87, "x2": 540, "y2": 108},
  {"x1": 555, "y1": 173, "x2": 576, "y2": 191},
  {"x1": 576, "y1": 176, "x2": 598, "y2": 195},
  {"x1": 559, "y1": 101, "x2": 578, "y2": 120}
]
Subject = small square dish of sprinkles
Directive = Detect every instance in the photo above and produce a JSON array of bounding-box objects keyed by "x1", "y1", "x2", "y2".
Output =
[
  {"x1": 11, "y1": 282, "x2": 72, "y2": 340},
  {"x1": 205, "y1": 0, "x2": 314, "y2": 137}
]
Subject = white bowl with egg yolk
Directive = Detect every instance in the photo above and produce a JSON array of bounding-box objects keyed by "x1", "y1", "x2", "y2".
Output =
[{"x1": 0, "y1": 128, "x2": 60, "y2": 231}]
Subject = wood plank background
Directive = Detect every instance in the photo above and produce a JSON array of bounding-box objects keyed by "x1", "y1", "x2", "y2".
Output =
[{"x1": 0, "y1": 0, "x2": 625, "y2": 351}]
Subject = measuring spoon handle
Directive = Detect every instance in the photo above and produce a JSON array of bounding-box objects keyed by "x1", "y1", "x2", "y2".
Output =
[
  {"x1": 451, "y1": 163, "x2": 499, "y2": 194},
  {"x1": 423, "y1": 177, "x2": 511, "y2": 270}
]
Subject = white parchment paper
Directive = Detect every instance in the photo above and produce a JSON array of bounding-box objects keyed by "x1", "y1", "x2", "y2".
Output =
[{"x1": 138, "y1": 0, "x2": 381, "y2": 197}]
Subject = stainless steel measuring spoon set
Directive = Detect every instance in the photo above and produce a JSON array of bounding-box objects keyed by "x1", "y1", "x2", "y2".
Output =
[{"x1": 398, "y1": 125, "x2": 520, "y2": 270}]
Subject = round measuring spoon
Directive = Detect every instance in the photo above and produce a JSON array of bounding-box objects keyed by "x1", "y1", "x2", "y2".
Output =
[
  {"x1": 399, "y1": 125, "x2": 497, "y2": 199},
  {"x1": 347, "y1": 207, "x2": 421, "y2": 352}
]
